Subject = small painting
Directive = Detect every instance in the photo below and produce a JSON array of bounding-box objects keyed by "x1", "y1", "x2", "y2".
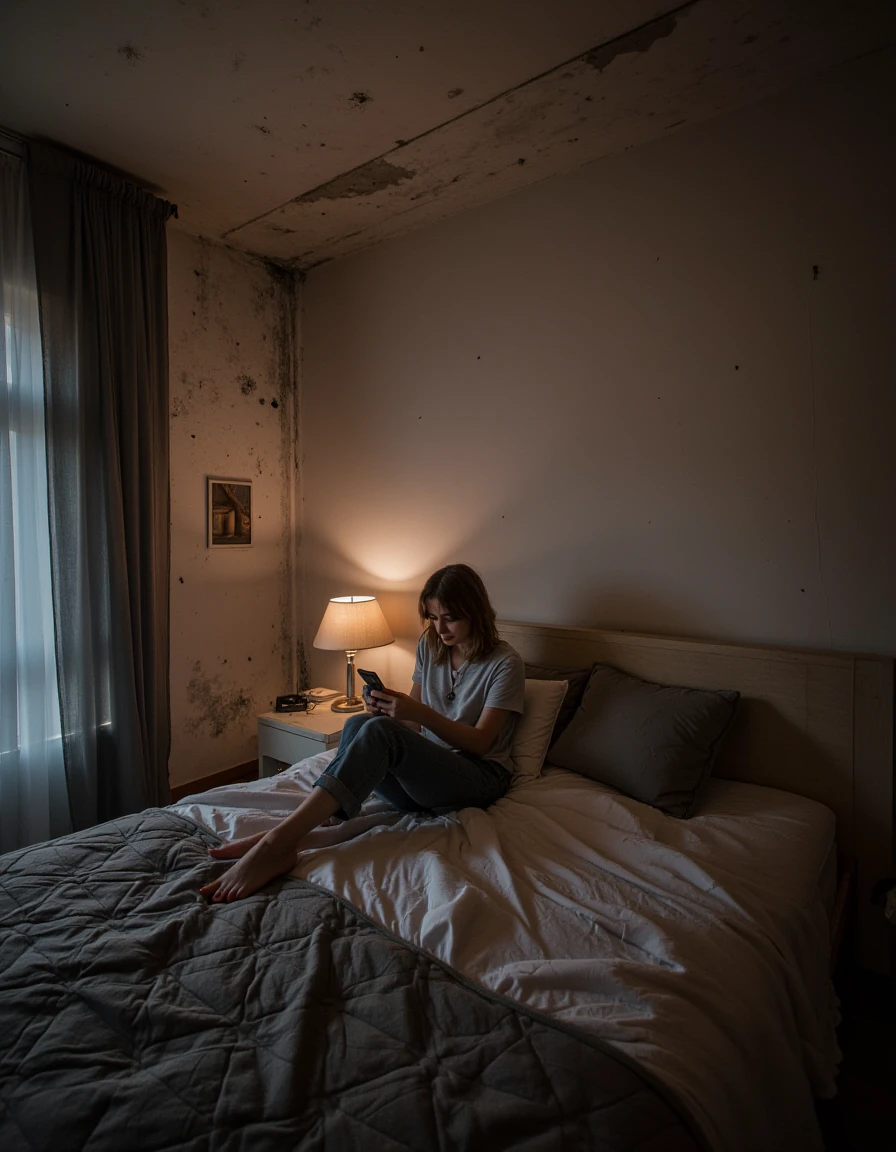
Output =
[{"x1": 207, "y1": 478, "x2": 252, "y2": 547}]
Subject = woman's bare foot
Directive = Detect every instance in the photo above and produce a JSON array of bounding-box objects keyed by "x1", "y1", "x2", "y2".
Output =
[
  {"x1": 200, "y1": 834, "x2": 299, "y2": 902},
  {"x1": 200, "y1": 784, "x2": 342, "y2": 902},
  {"x1": 208, "y1": 830, "x2": 267, "y2": 859}
]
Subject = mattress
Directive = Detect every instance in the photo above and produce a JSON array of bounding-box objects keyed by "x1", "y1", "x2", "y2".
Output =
[{"x1": 172, "y1": 755, "x2": 840, "y2": 1152}]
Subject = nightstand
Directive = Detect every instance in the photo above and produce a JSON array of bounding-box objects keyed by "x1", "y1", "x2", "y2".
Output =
[{"x1": 257, "y1": 709, "x2": 350, "y2": 778}]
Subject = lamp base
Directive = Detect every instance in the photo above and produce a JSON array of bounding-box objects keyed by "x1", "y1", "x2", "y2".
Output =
[{"x1": 330, "y1": 695, "x2": 365, "y2": 713}]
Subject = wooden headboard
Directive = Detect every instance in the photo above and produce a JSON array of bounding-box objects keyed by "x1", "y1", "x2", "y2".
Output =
[{"x1": 499, "y1": 618, "x2": 894, "y2": 975}]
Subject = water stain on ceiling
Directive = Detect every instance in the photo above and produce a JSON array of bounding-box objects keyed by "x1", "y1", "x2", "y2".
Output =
[{"x1": 2, "y1": 0, "x2": 893, "y2": 271}]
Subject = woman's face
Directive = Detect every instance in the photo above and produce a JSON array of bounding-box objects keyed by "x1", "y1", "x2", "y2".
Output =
[{"x1": 424, "y1": 599, "x2": 471, "y2": 650}]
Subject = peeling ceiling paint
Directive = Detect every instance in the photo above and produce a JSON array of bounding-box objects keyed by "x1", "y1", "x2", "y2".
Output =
[
  {"x1": 293, "y1": 157, "x2": 417, "y2": 205},
  {"x1": 583, "y1": 6, "x2": 685, "y2": 72},
  {"x1": 2, "y1": 0, "x2": 894, "y2": 271}
]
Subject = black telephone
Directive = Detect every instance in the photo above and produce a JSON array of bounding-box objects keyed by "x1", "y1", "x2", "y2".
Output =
[{"x1": 357, "y1": 668, "x2": 386, "y2": 695}]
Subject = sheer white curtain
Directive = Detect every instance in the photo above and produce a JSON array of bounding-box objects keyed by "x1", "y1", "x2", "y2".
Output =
[{"x1": 0, "y1": 151, "x2": 71, "y2": 853}]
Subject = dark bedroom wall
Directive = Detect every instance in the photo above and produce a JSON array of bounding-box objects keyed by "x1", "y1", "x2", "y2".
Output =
[{"x1": 299, "y1": 47, "x2": 896, "y2": 693}]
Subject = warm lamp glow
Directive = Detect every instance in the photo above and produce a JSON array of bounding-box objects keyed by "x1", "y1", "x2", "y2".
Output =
[
  {"x1": 313, "y1": 595, "x2": 394, "y2": 651},
  {"x1": 313, "y1": 596, "x2": 394, "y2": 711}
]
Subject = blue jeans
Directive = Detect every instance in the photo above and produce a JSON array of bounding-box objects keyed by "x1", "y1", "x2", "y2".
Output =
[{"x1": 314, "y1": 713, "x2": 511, "y2": 819}]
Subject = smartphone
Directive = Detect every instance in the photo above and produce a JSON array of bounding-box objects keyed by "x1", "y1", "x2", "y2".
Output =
[{"x1": 357, "y1": 668, "x2": 386, "y2": 695}]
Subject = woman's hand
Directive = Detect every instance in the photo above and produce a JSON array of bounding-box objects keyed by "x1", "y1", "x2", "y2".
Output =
[{"x1": 370, "y1": 688, "x2": 420, "y2": 724}]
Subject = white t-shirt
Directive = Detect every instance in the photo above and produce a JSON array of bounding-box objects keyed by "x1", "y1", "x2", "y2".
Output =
[{"x1": 411, "y1": 636, "x2": 525, "y2": 771}]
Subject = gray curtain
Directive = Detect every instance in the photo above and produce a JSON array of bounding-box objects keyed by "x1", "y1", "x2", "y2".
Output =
[{"x1": 27, "y1": 142, "x2": 176, "y2": 828}]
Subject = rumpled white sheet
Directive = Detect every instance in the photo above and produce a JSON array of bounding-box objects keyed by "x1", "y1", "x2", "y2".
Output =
[{"x1": 172, "y1": 753, "x2": 840, "y2": 1152}]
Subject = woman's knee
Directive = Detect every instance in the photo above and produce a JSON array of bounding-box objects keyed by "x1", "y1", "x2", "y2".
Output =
[
  {"x1": 353, "y1": 714, "x2": 402, "y2": 746},
  {"x1": 334, "y1": 713, "x2": 403, "y2": 769},
  {"x1": 341, "y1": 713, "x2": 373, "y2": 739}
]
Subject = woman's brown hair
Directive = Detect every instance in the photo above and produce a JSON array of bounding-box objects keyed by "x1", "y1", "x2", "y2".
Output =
[{"x1": 418, "y1": 563, "x2": 500, "y2": 665}]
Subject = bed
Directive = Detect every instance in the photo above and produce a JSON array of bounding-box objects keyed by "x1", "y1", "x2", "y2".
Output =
[{"x1": 1, "y1": 620, "x2": 892, "y2": 1151}]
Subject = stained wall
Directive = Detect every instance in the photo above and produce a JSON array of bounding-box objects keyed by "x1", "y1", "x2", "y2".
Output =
[
  {"x1": 299, "y1": 49, "x2": 896, "y2": 694},
  {"x1": 167, "y1": 232, "x2": 300, "y2": 788}
]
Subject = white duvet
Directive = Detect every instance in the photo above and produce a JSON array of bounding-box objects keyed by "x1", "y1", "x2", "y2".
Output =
[{"x1": 172, "y1": 754, "x2": 840, "y2": 1152}]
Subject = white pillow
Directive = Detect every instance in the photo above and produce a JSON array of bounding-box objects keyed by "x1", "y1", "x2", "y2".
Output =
[{"x1": 509, "y1": 679, "x2": 568, "y2": 779}]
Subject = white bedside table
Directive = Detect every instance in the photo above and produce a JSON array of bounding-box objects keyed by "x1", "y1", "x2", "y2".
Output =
[{"x1": 257, "y1": 709, "x2": 350, "y2": 779}]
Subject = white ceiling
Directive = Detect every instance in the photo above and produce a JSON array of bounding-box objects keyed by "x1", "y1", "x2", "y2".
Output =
[{"x1": 2, "y1": 1, "x2": 893, "y2": 271}]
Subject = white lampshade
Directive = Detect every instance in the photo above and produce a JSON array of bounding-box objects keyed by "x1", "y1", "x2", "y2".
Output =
[
  {"x1": 313, "y1": 596, "x2": 394, "y2": 652},
  {"x1": 313, "y1": 596, "x2": 394, "y2": 712}
]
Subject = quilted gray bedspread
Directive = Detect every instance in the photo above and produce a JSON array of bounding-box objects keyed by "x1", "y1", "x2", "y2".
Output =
[{"x1": 0, "y1": 809, "x2": 705, "y2": 1151}]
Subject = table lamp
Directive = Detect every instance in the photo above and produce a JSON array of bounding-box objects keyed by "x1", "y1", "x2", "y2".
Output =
[{"x1": 312, "y1": 595, "x2": 394, "y2": 712}]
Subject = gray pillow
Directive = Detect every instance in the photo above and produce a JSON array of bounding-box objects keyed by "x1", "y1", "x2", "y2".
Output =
[
  {"x1": 523, "y1": 663, "x2": 591, "y2": 747},
  {"x1": 548, "y1": 663, "x2": 740, "y2": 818}
]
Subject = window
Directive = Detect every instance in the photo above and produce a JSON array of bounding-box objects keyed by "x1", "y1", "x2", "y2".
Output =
[{"x1": 0, "y1": 154, "x2": 70, "y2": 849}]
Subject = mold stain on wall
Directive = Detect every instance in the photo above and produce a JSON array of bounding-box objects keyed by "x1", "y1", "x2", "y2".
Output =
[
  {"x1": 167, "y1": 230, "x2": 300, "y2": 788},
  {"x1": 267, "y1": 261, "x2": 301, "y2": 696},
  {"x1": 186, "y1": 661, "x2": 253, "y2": 738}
]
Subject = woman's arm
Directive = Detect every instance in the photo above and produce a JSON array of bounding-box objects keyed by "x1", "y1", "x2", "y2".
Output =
[
  {"x1": 401, "y1": 682, "x2": 423, "y2": 732},
  {"x1": 370, "y1": 687, "x2": 510, "y2": 758}
]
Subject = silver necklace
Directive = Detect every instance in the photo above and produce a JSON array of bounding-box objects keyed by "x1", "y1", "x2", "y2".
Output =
[{"x1": 446, "y1": 657, "x2": 468, "y2": 702}]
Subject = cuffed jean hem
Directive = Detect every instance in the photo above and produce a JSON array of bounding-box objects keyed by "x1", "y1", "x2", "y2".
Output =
[{"x1": 314, "y1": 772, "x2": 362, "y2": 820}]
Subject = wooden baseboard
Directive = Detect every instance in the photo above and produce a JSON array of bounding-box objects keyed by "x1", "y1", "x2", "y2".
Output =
[{"x1": 169, "y1": 760, "x2": 257, "y2": 803}]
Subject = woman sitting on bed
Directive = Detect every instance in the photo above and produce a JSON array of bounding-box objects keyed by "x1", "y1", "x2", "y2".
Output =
[{"x1": 200, "y1": 563, "x2": 525, "y2": 903}]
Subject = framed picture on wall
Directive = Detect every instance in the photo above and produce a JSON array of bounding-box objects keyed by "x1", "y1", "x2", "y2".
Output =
[{"x1": 207, "y1": 477, "x2": 252, "y2": 547}]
